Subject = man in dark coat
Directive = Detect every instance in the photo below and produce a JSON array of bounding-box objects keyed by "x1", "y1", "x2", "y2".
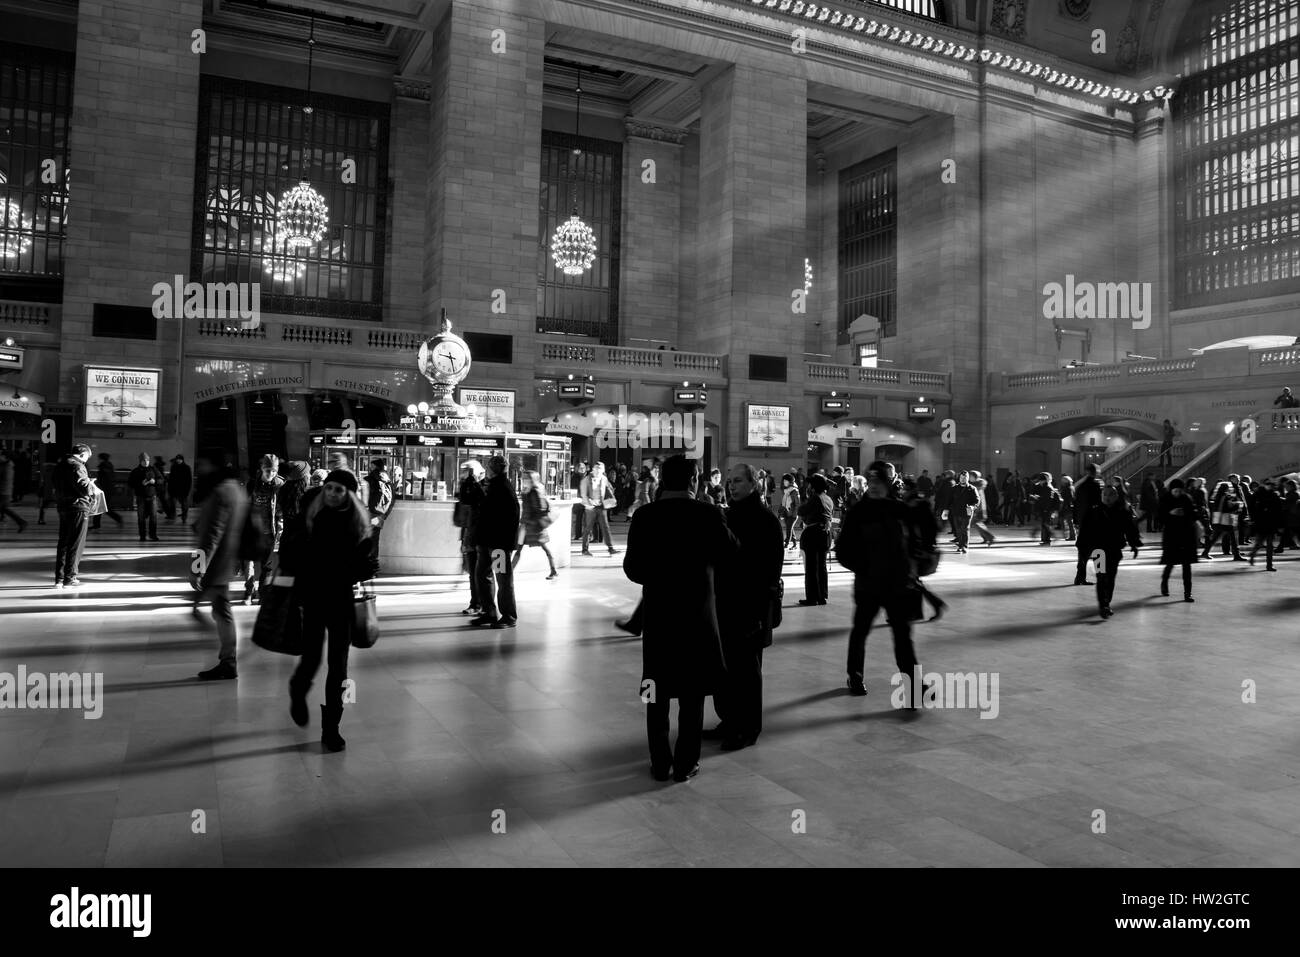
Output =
[
  {"x1": 836, "y1": 460, "x2": 925, "y2": 704},
  {"x1": 1247, "y1": 480, "x2": 1284, "y2": 571},
  {"x1": 90, "y1": 452, "x2": 124, "y2": 530},
  {"x1": 1080, "y1": 485, "x2": 1142, "y2": 618},
  {"x1": 127, "y1": 452, "x2": 163, "y2": 542},
  {"x1": 624, "y1": 454, "x2": 739, "y2": 782},
  {"x1": 1072, "y1": 464, "x2": 1104, "y2": 583},
  {"x1": 51, "y1": 444, "x2": 95, "y2": 587},
  {"x1": 456, "y1": 460, "x2": 487, "y2": 615},
  {"x1": 708, "y1": 463, "x2": 783, "y2": 751},
  {"x1": 168, "y1": 454, "x2": 193, "y2": 522},
  {"x1": 471, "y1": 455, "x2": 520, "y2": 628},
  {"x1": 1158, "y1": 478, "x2": 1199, "y2": 602},
  {"x1": 193, "y1": 448, "x2": 249, "y2": 680}
]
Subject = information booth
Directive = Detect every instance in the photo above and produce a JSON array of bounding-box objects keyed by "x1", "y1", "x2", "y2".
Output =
[{"x1": 308, "y1": 428, "x2": 574, "y2": 575}]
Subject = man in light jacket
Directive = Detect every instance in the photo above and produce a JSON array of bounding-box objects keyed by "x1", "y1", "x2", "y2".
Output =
[{"x1": 580, "y1": 461, "x2": 619, "y2": 557}]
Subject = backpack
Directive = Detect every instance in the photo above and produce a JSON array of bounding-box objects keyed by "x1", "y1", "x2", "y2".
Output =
[{"x1": 367, "y1": 474, "x2": 395, "y2": 518}]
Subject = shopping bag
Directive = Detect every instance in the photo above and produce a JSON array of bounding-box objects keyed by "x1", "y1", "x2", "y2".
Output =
[
  {"x1": 351, "y1": 581, "x2": 380, "y2": 649},
  {"x1": 251, "y1": 579, "x2": 305, "y2": 656},
  {"x1": 88, "y1": 481, "x2": 108, "y2": 517}
]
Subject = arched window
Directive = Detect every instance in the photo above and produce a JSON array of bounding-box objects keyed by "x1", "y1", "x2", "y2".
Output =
[{"x1": 1172, "y1": 0, "x2": 1300, "y2": 307}]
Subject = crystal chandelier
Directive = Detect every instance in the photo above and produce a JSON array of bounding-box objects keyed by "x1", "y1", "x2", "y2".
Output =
[
  {"x1": 0, "y1": 198, "x2": 32, "y2": 260},
  {"x1": 276, "y1": 15, "x2": 329, "y2": 250},
  {"x1": 805, "y1": 258, "x2": 813, "y2": 294},
  {"x1": 550, "y1": 67, "x2": 597, "y2": 277},
  {"x1": 263, "y1": 235, "x2": 308, "y2": 282}
]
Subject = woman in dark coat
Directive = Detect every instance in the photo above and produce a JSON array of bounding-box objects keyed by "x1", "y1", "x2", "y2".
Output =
[
  {"x1": 1158, "y1": 478, "x2": 1200, "y2": 602},
  {"x1": 513, "y1": 470, "x2": 557, "y2": 579},
  {"x1": 797, "y1": 473, "x2": 835, "y2": 605},
  {"x1": 284, "y1": 469, "x2": 373, "y2": 752},
  {"x1": 1201, "y1": 480, "x2": 1244, "y2": 560},
  {"x1": 1080, "y1": 485, "x2": 1143, "y2": 618}
]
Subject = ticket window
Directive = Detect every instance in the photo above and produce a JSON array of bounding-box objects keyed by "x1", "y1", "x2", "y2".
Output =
[
  {"x1": 540, "y1": 451, "x2": 570, "y2": 498},
  {"x1": 506, "y1": 452, "x2": 541, "y2": 495},
  {"x1": 404, "y1": 447, "x2": 456, "y2": 501},
  {"x1": 316, "y1": 443, "x2": 359, "y2": 474}
]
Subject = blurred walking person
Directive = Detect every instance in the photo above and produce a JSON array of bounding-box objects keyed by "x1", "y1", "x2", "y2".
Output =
[
  {"x1": 168, "y1": 454, "x2": 193, "y2": 523},
  {"x1": 193, "y1": 448, "x2": 249, "y2": 680},
  {"x1": 243, "y1": 454, "x2": 284, "y2": 604},
  {"x1": 1079, "y1": 484, "x2": 1142, "y2": 619},
  {"x1": 513, "y1": 470, "x2": 558, "y2": 579},
  {"x1": 0, "y1": 450, "x2": 28, "y2": 532},
  {"x1": 90, "y1": 452, "x2": 124, "y2": 530},
  {"x1": 1159, "y1": 478, "x2": 1199, "y2": 602}
]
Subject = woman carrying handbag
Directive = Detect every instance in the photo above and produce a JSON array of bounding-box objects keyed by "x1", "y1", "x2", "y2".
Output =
[
  {"x1": 283, "y1": 469, "x2": 373, "y2": 752},
  {"x1": 514, "y1": 470, "x2": 558, "y2": 579}
]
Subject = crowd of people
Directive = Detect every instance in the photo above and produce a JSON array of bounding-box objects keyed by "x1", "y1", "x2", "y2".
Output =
[{"x1": 12, "y1": 440, "x2": 1299, "y2": 779}]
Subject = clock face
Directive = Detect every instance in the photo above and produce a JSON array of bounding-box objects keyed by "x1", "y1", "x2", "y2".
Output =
[{"x1": 431, "y1": 340, "x2": 468, "y2": 376}]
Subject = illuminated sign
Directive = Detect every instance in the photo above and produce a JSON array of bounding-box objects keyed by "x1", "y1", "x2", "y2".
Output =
[
  {"x1": 558, "y1": 381, "x2": 596, "y2": 402},
  {"x1": 409, "y1": 435, "x2": 449, "y2": 446},
  {"x1": 459, "y1": 435, "x2": 504, "y2": 450},
  {"x1": 673, "y1": 388, "x2": 708, "y2": 408},
  {"x1": 745, "y1": 404, "x2": 791, "y2": 450},
  {"x1": 0, "y1": 345, "x2": 23, "y2": 371},
  {"x1": 507, "y1": 436, "x2": 541, "y2": 450},
  {"x1": 822, "y1": 397, "x2": 851, "y2": 416},
  {"x1": 461, "y1": 388, "x2": 516, "y2": 432},
  {"x1": 362, "y1": 434, "x2": 400, "y2": 445},
  {"x1": 543, "y1": 440, "x2": 567, "y2": 451},
  {"x1": 84, "y1": 366, "x2": 161, "y2": 427},
  {"x1": 909, "y1": 404, "x2": 936, "y2": 419}
]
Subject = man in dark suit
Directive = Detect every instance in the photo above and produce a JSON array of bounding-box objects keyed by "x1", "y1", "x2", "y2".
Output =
[
  {"x1": 472, "y1": 455, "x2": 520, "y2": 629},
  {"x1": 708, "y1": 463, "x2": 784, "y2": 751},
  {"x1": 1072, "y1": 463, "x2": 1103, "y2": 585},
  {"x1": 624, "y1": 454, "x2": 739, "y2": 782}
]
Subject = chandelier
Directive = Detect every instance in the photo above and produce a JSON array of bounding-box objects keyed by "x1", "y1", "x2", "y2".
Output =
[
  {"x1": 550, "y1": 66, "x2": 597, "y2": 277},
  {"x1": 263, "y1": 235, "x2": 308, "y2": 282},
  {"x1": 0, "y1": 199, "x2": 32, "y2": 260},
  {"x1": 805, "y1": 258, "x2": 813, "y2": 293},
  {"x1": 276, "y1": 15, "x2": 329, "y2": 250}
]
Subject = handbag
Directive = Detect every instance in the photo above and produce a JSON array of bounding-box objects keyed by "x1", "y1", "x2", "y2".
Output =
[
  {"x1": 351, "y1": 580, "x2": 380, "y2": 649},
  {"x1": 251, "y1": 577, "x2": 306, "y2": 656},
  {"x1": 536, "y1": 495, "x2": 553, "y2": 529}
]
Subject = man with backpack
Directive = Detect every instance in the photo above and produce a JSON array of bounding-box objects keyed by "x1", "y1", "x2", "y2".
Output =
[{"x1": 363, "y1": 458, "x2": 396, "y2": 578}]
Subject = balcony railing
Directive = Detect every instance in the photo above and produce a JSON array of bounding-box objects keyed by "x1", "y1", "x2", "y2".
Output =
[
  {"x1": 997, "y1": 345, "x2": 1300, "y2": 398},
  {"x1": 806, "y1": 362, "x2": 950, "y2": 394},
  {"x1": 537, "y1": 342, "x2": 727, "y2": 378}
]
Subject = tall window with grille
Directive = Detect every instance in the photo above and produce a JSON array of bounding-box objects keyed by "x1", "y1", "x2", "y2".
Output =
[
  {"x1": 192, "y1": 76, "x2": 390, "y2": 322},
  {"x1": 0, "y1": 43, "x2": 72, "y2": 300},
  {"x1": 1173, "y1": 0, "x2": 1300, "y2": 306},
  {"x1": 838, "y1": 151, "x2": 897, "y2": 341},
  {"x1": 537, "y1": 131, "x2": 621, "y2": 343}
]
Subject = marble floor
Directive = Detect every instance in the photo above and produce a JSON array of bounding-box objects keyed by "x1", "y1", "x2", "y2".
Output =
[{"x1": 1, "y1": 506, "x2": 1298, "y2": 868}]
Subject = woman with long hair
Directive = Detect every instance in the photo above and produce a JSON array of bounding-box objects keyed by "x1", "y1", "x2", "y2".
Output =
[
  {"x1": 514, "y1": 470, "x2": 558, "y2": 579},
  {"x1": 283, "y1": 469, "x2": 373, "y2": 752}
]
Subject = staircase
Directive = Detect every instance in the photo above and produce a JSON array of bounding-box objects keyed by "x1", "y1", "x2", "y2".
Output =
[
  {"x1": 1167, "y1": 408, "x2": 1270, "y2": 484},
  {"x1": 1097, "y1": 440, "x2": 1194, "y2": 486}
]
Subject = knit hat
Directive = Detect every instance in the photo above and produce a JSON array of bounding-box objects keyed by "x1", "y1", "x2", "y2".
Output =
[
  {"x1": 324, "y1": 468, "x2": 359, "y2": 493},
  {"x1": 281, "y1": 460, "x2": 311, "y2": 483}
]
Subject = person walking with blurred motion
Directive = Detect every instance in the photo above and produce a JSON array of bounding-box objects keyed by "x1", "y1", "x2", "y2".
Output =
[
  {"x1": 1071, "y1": 464, "x2": 1102, "y2": 578},
  {"x1": 837, "y1": 462, "x2": 927, "y2": 703},
  {"x1": 455, "y1": 460, "x2": 486, "y2": 616},
  {"x1": 779, "y1": 473, "x2": 801, "y2": 550},
  {"x1": 193, "y1": 448, "x2": 249, "y2": 680},
  {"x1": 797, "y1": 473, "x2": 834, "y2": 605},
  {"x1": 89, "y1": 452, "x2": 124, "y2": 531},
  {"x1": 969, "y1": 472, "x2": 997, "y2": 546},
  {"x1": 570, "y1": 462, "x2": 587, "y2": 541},
  {"x1": 630, "y1": 465, "x2": 656, "y2": 520},
  {"x1": 1029, "y1": 472, "x2": 1061, "y2": 548},
  {"x1": 244, "y1": 454, "x2": 283, "y2": 604},
  {"x1": 275, "y1": 460, "x2": 312, "y2": 534},
  {"x1": 1201, "y1": 480, "x2": 1244, "y2": 561},
  {"x1": 514, "y1": 470, "x2": 558, "y2": 580},
  {"x1": 472, "y1": 455, "x2": 520, "y2": 628},
  {"x1": 284, "y1": 469, "x2": 373, "y2": 751},
  {"x1": 362, "y1": 458, "x2": 396, "y2": 579},
  {"x1": 624, "y1": 455, "x2": 739, "y2": 782},
  {"x1": 1248, "y1": 479, "x2": 1283, "y2": 571},
  {"x1": 1139, "y1": 476, "x2": 1160, "y2": 534},
  {"x1": 1079, "y1": 484, "x2": 1142, "y2": 619},
  {"x1": 168, "y1": 454, "x2": 193, "y2": 523},
  {"x1": 900, "y1": 477, "x2": 946, "y2": 620},
  {"x1": 1159, "y1": 418, "x2": 1179, "y2": 468},
  {"x1": 0, "y1": 450, "x2": 28, "y2": 532},
  {"x1": 1058, "y1": 476, "x2": 1076, "y2": 540},
  {"x1": 1159, "y1": 478, "x2": 1199, "y2": 602}
]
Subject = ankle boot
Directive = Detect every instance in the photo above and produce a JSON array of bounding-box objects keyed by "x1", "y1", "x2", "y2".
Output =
[
  {"x1": 321, "y1": 705, "x2": 346, "y2": 752},
  {"x1": 289, "y1": 679, "x2": 310, "y2": 727}
]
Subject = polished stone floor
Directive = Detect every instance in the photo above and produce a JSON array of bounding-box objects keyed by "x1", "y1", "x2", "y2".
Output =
[{"x1": 0, "y1": 505, "x2": 1297, "y2": 868}]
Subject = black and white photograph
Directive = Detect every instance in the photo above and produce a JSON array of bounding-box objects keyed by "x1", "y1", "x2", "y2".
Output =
[{"x1": 0, "y1": 0, "x2": 1292, "y2": 932}]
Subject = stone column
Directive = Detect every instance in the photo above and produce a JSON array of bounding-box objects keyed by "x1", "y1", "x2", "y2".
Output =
[
  {"x1": 61, "y1": 0, "x2": 204, "y2": 450},
  {"x1": 620, "y1": 119, "x2": 686, "y2": 348},
  {"x1": 696, "y1": 64, "x2": 807, "y2": 474},
  {"x1": 427, "y1": 0, "x2": 544, "y2": 423}
]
